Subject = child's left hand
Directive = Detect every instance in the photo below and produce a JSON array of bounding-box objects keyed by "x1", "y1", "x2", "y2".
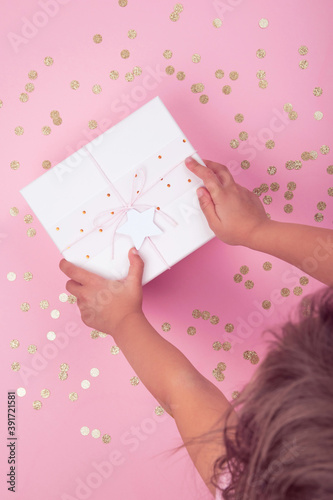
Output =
[{"x1": 59, "y1": 247, "x2": 145, "y2": 336}]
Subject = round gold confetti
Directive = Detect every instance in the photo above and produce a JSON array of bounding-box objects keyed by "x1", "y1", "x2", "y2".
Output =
[
  {"x1": 213, "y1": 341, "x2": 222, "y2": 351},
  {"x1": 314, "y1": 111, "x2": 323, "y2": 121},
  {"x1": 199, "y1": 94, "x2": 209, "y2": 104},
  {"x1": 222, "y1": 342, "x2": 232, "y2": 351},
  {"x1": 155, "y1": 406, "x2": 164, "y2": 416},
  {"x1": 239, "y1": 131, "x2": 248, "y2": 141},
  {"x1": 320, "y1": 145, "x2": 330, "y2": 155},
  {"x1": 11, "y1": 362, "x2": 21, "y2": 371},
  {"x1": 109, "y1": 71, "x2": 119, "y2": 80},
  {"x1": 93, "y1": 34, "x2": 102, "y2": 44},
  {"x1": 128, "y1": 29, "x2": 137, "y2": 39},
  {"x1": 88, "y1": 120, "x2": 97, "y2": 130},
  {"x1": 210, "y1": 315, "x2": 220, "y2": 325},
  {"x1": 170, "y1": 12, "x2": 179, "y2": 22},
  {"x1": 24, "y1": 214, "x2": 34, "y2": 223},
  {"x1": 25, "y1": 83, "x2": 34, "y2": 92},
  {"x1": 310, "y1": 151, "x2": 318, "y2": 160},
  {"x1": 259, "y1": 18, "x2": 269, "y2": 28},
  {"x1": 59, "y1": 371, "x2": 68, "y2": 381},
  {"x1": 232, "y1": 390, "x2": 240, "y2": 399},
  {"x1": 265, "y1": 140, "x2": 275, "y2": 149},
  {"x1": 47, "y1": 331, "x2": 56, "y2": 341},
  {"x1": 243, "y1": 350, "x2": 252, "y2": 360},
  {"x1": 133, "y1": 66, "x2": 142, "y2": 76},
  {"x1": 69, "y1": 392, "x2": 78, "y2": 402},
  {"x1": 40, "y1": 300, "x2": 49, "y2": 309},
  {"x1": 44, "y1": 56, "x2": 53, "y2": 66},
  {"x1": 165, "y1": 65, "x2": 175, "y2": 75},
  {"x1": 67, "y1": 295, "x2": 77, "y2": 303},
  {"x1": 284, "y1": 103, "x2": 293, "y2": 114},
  {"x1": 15, "y1": 126, "x2": 24, "y2": 136},
  {"x1": 51, "y1": 309, "x2": 60, "y2": 319},
  {"x1": 262, "y1": 300, "x2": 271, "y2": 310},
  {"x1": 92, "y1": 84, "x2": 102, "y2": 94},
  {"x1": 70, "y1": 80, "x2": 80, "y2": 89},
  {"x1": 17, "y1": 388, "x2": 26, "y2": 397},
  {"x1": 213, "y1": 369, "x2": 225, "y2": 381},
  {"x1": 102, "y1": 434, "x2": 111, "y2": 444},
  {"x1": 118, "y1": 0, "x2": 127, "y2": 5},
  {"x1": 33, "y1": 400, "x2": 42, "y2": 410},
  {"x1": 234, "y1": 273, "x2": 243, "y2": 283},
  {"x1": 300, "y1": 276, "x2": 309, "y2": 286},
  {"x1": 299, "y1": 60, "x2": 309, "y2": 69},
  {"x1": 19, "y1": 93, "x2": 28, "y2": 103},
  {"x1": 177, "y1": 71, "x2": 186, "y2": 81},
  {"x1": 263, "y1": 261, "x2": 272, "y2": 271},
  {"x1": 10, "y1": 339, "x2": 19, "y2": 348},
  {"x1": 217, "y1": 362, "x2": 226, "y2": 371},
  {"x1": 28, "y1": 344, "x2": 37, "y2": 354},
  {"x1": 250, "y1": 352, "x2": 260, "y2": 365},
  {"x1": 222, "y1": 85, "x2": 231, "y2": 95},
  {"x1": 24, "y1": 272, "x2": 33, "y2": 281},
  {"x1": 317, "y1": 201, "x2": 326, "y2": 211},
  {"x1": 241, "y1": 160, "x2": 250, "y2": 170},
  {"x1": 191, "y1": 83, "x2": 205, "y2": 93},
  {"x1": 240, "y1": 265, "x2": 249, "y2": 275},
  {"x1": 301, "y1": 152, "x2": 311, "y2": 161},
  {"x1": 121, "y1": 49, "x2": 130, "y2": 59},
  {"x1": 229, "y1": 71, "x2": 239, "y2": 81},
  {"x1": 28, "y1": 70, "x2": 38, "y2": 80},
  {"x1": 91, "y1": 429, "x2": 101, "y2": 438},
  {"x1": 41, "y1": 388, "x2": 50, "y2": 398},
  {"x1": 162, "y1": 322, "x2": 171, "y2": 332},
  {"x1": 201, "y1": 311, "x2": 210, "y2": 320},
  {"x1": 256, "y1": 70, "x2": 266, "y2": 79},
  {"x1": 235, "y1": 113, "x2": 244, "y2": 123},
  {"x1": 110, "y1": 346, "x2": 120, "y2": 355},
  {"x1": 314, "y1": 213, "x2": 324, "y2": 223},
  {"x1": 60, "y1": 363, "x2": 69, "y2": 372},
  {"x1": 213, "y1": 18, "x2": 222, "y2": 28},
  {"x1": 187, "y1": 326, "x2": 196, "y2": 336},
  {"x1": 50, "y1": 109, "x2": 59, "y2": 118},
  {"x1": 42, "y1": 126, "x2": 51, "y2": 135},
  {"x1": 289, "y1": 111, "x2": 298, "y2": 120},
  {"x1": 192, "y1": 309, "x2": 201, "y2": 319},
  {"x1": 192, "y1": 53, "x2": 201, "y2": 63},
  {"x1": 130, "y1": 376, "x2": 140, "y2": 386},
  {"x1": 163, "y1": 50, "x2": 173, "y2": 59},
  {"x1": 259, "y1": 79, "x2": 268, "y2": 89},
  {"x1": 298, "y1": 46, "x2": 308, "y2": 55},
  {"x1": 287, "y1": 182, "x2": 296, "y2": 191},
  {"x1": 284, "y1": 191, "x2": 293, "y2": 200},
  {"x1": 260, "y1": 184, "x2": 269, "y2": 193},
  {"x1": 80, "y1": 426, "x2": 90, "y2": 436},
  {"x1": 21, "y1": 302, "x2": 30, "y2": 312},
  {"x1": 267, "y1": 166, "x2": 277, "y2": 175},
  {"x1": 244, "y1": 280, "x2": 254, "y2": 290},
  {"x1": 281, "y1": 288, "x2": 290, "y2": 297},
  {"x1": 225, "y1": 323, "x2": 234, "y2": 333},
  {"x1": 42, "y1": 160, "x2": 51, "y2": 169},
  {"x1": 230, "y1": 139, "x2": 239, "y2": 149},
  {"x1": 174, "y1": 3, "x2": 184, "y2": 13},
  {"x1": 256, "y1": 49, "x2": 266, "y2": 59},
  {"x1": 326, "y1": 165, "x2": 333, "y2": 174},
  {"x1": 328, "y1": 188, "x2": 333, "y2": 196},
  {"x1": 53, "y1": 117, "x2": 62, "y2": 126},
  {"x1": 313, "y1": 87, "x2": 323, "y2": 97},
  {"x1": 215, "y1": 69, "x2": 224, "y2": 79},
  {"x1": 270, "y1": 182, "x2": 280, "y2": 192},
  {"x1": 81, "y1": 380, "x2": 90, "y2": 389},
  {"x1": 10, "y1": 160, "x2": 20, "y2": 170},
  {"x1": 284, "y1": 204, "x2": 293, "y2": 214},
  {"x1": 293, "y1": 286, "x2": 303, "y2": 296},
  {"x1": 91, "y1": 330, "x2": 100, "y2": 339}
]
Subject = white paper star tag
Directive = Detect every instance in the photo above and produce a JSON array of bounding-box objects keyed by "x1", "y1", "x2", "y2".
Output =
[{"x1": 115, "y1": 207, "x2": 163, "y2": 250}]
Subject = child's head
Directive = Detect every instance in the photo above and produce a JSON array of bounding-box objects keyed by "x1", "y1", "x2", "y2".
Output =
[{"x1": 214, "y1": 287, "x2": 333, "y2": 500}]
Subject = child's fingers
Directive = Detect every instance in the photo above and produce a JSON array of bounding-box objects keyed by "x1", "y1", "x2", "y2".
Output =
[
  {"x1": 202, "y1": 159, "x2": 235, "y2": 187},
  {"x1": 196, "y1": 187, "x2": 221, "y2": 226},
  {"x1": 185, "y1": 157, "x2": 222, "y2": 200}
]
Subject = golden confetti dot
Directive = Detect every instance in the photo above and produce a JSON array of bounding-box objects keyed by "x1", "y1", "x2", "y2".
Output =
[
  {"x1": 256, "y1": 70, "x2": 266, "y2": 79},
  {"x1": 284, "y1": 191, "x2": 294, "y2": 201},
  {"x1": 192, "y1": 309, "x2": 201, "y2": 319},
  {"x1": 25, "y1": 83, "x2": 34, "y2": 92},
  {"x1": 70, "y1": 80, "x2": 80, "y2": 90},
  {"x1": 300, "y1": 276, "x2": 309, "y2": 286},
  {"x1": 60, "y1": 363, "x2": 69, "y2": 372},
  {"x1": 99, "y1": 332, "x2": 107, "y2": 338},
  {"x1": 33, "y1": 400, "x2": 42, "y2": 410},
  {"x1": 262, "y1": 300, "x2": 271, "y2": 310},
  {"x1": 317, "y1": 201, "x2": 326, "y2": 211},
  {"x1": 92, "y1": 84, "x2": 102, "y2": 94},
  {"x1": 234, "y1": 113, "x2": 244, "y2": 123},
  {"x1": 213, "y1": 18, "x2": 222, "y2": 28},
  {"x1": 215, "y1": 69, "x2": 224, "y2": 79},
  {"x1": 53, "y1": 117, "x2": 62, "y2": 126},
  {"x1": 298, "y1": 45, "x2": 308, "y2": 55},
  {"x1": 263, "y1": 262, "x2": 272, "y2": 271},
  {"x1": 293, "y1": 286, "x2": 303, "y2": 296},
  {"x1": 125, "y1": 72, "x2": 134, "y2": 82},
  {"x1": 42, "y1": 126, "x2": 51, "y2": 135},
  {"x1": 11, "y1": 362, "x2": 21, "y2": 371},
  {"x1": 314, "y1": 213, "x2": 324, "y2": 223},
  {"x1": 256, "y1": 49, "x2": 266, "y2": 59},
  {"x1": 155, "y1": 406, "x2": 164, "y2": 416},
  {"x1": 49, "y1": 110, "x2": 59, "y2": 118},
  {"x1": 281, "y1": 288, "x2": 290, "y2": 297},
  {"x1": 299, "y1": 60, "x2": 309, "y2": 69},
  {"x1": 225, "y1": 323, "x2": 234, "y2": 333},
  {"x1": 69, "y1": 392, "x2": 78, "y2": 402},
  {"x1": 67, "y1": 294, "x2": 77, "y2": 303},
  {"x1": 267, "y1": 166, "x2": 277, "y2": 175},
  {"x1": 199, "y1": 94, "x2": 209, "y2": 104},
  {"x1": 15, "y1": 126, "x2": 24, "y2": 136},
  {"x1": 265, "y1": 140, "x2": 275, "y2": 149},
  {"x1": 28, "y1": 70, "x2": 38, "y2": 80},
  {"x1": 310, "y1": 151, "x2": 318, "y2": 160},
  {"x1": 213, "y1": 341, "x2": 222, "y2": 351},
  {"x1": 250, "y1": 352, "x2": 260, "y2": 365},
  {"x1": 239, "y1": 131, "x2": 248, "y2": 141},
  {"x1": 314, "y1": 111, "x2": 323, "y2": 120},
  {"x1": 222, "y1": 85, "x2": 231, "y2": 95},
  {"x1": 91, "y1": 429, "x2": 101, "y2": 438},
  {"x1": 284, "y1": 104, "x2": 293, "y2": 114},
  {"x1": 241, "y1": 160, "x2": 250, "y2": 170},
  {"x1": 232, "y1": 390, "x2": 240, "y2": 399},
  {"x1": 187, "y1": 326, "x2": 196, "y2": 336},
  {"x1": 234, "y1": 273, "x2": 243, "y2": 283},
  {"x1": 19, "y1": 93, "x2": 29, "y2": 103},
  {"x1": 133, "y1": 66, "x2": 142, "y2": 76},
  {"x1": 217, "y1": 362, "x2": 226, "y2": 372},
  {"x1": 259, "y1": 18, "x2": 269, "y2": 28},
  {"x1": 177, "y1": 71, "x2": 186, "y2": 81},
  {"x1": 28, "y1": 344, "x2": 37, "y2": 354},
  {"x1": 327, "y1": 188, "x2": 333, "y2": 196},
  {"x1": 245, "y1": 280, "x2": 254, "y2": 289},
  {"x1": 10, "y1": 160, "x2": 20, "y2": 171},
  {"x1": 40, "y1": 300, "x2": 49, "y2": 309},
  {"x1": 191, "y1": 83, "x2": 205, "y2": 93},
  {"x1": 163, "y1": 50, "x2": 173, "y2": 60},
  {"x1": 162, "y1": 322, "x2": 171, "y2": 332},
  {"x1": 174, "y1": 3, "x2": 184, "y2": 12},
  {"x1": 42, "y1": 160, "x2": 51, "y2": 170},
  {"x1": 230, "y1": 139, "x2": 239, "y2": 149},
  {"x1": 23, "y1": 271, "x2": 32, "y2": 281},
  {"x1": 239, "y1": 265, "x2": 249, "y2": 275},
  {"x1": 165, "y1": 65, "x2": 175, "y2": 75},
  {"x1": 10, "y1": 339, "x2": 19, "y2": 348},
  {"x1": 81, "y1": 380, "x2": 90, "y2": 389},
  {"x1": 110, "y1": 346, "x2": 120, "y2": 355},
  {"x1": 91, "y1": 330, "x2": 99, "y2": 339},
  {"x1": 0, "y1": 100, "x2": 3, "y2": 108},
  {"x1": 121, "y1": 49, "x2": 130, "y2": 59},
  {"x1": 109, "y1": 70, "x2": 119, "y2": 80},
  {"x1": 102, "y1": 434, "x2": 111, "y2": 444},
  {"x1": 284, "y1": 204, "x2": 293, "y2": 214},
  {"x1": 210, "y1": 315, "x2": 220, "y2": 325},
  {"x1": 88, "y1": 120, "x2": 97, "y2": 129},
  {"x1": 21, "y1": 302, "x2": 30, "y2": 312},
  {"x1": 17, "y1": 388, "x2": 26, "y2": 397},
  {"x1": 41, "y1": 388, "x2": 50, "y2": 398},
  {"x1": 313, "y1": 87, "x2": 323, "y2": 97},
  {"x1": 128, "y1": 29, "x2": 137, "y2": 39},
  {"x1": 80, "y1": 426, "x2": 90, "y2": 436},
  {"x1": 118, "y1": 0, "x2": 127, "y2": 5},
  {"x1": 243, "y1": 350, "x2": 252, "y2": 360},
  {"x1": 170, "y1": 12, "x2": 179, "y2": 22},
  {"x1": 44, "y1": 56, "x2": 53, "y2": 66},
  {"x1": 201, "y1": 310, "x2": 210, "y2": 320},
  {"x1": 213, "y1": 368, "x2": 225, "y2": 381},
  {"x1": 93, "y1": 34, "x2": 102, "y2": 43},
  {"x1": 301, "y1": 151, "x2": 311, "y2": 161},
  {"x1": 229, "y1": 71, "x2": 239, "y2": 81},
  {"x1": 287, "y1": 182, "x2": 296, "y2": 191},
  {"x1": 270, "y1": 182, "x2": 280, "y2": 192},
  {"x1": 90, "y1": 368, "x2": 99, "y2": 377},
  {"x1": 259, "y1": 79, "x2": 268, "y2": 89},
  {"x1": 222, "y1": 342, "x2": 232, "y2": 351},
  {"x1": 192, "y1": 53, "x2": 201, "y2": 63},
  {"x1": 47, "y1": 331, "x2": 56, "y2": 341},
  {"x1": 130, "y1": 376, "x2": 140, "y2": 386},
  {"x1": 320, "y1": 145, "x2": 330, "y2": 155}
]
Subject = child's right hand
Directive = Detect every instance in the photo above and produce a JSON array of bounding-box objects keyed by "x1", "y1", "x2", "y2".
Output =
[{"x1": 185, "y1": 157, "x2": 270, "y2": 247}]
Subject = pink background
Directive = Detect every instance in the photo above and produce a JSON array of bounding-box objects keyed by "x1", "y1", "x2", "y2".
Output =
[{"x1": 1, "y1": 1, "x2": 332, "y2": 499}]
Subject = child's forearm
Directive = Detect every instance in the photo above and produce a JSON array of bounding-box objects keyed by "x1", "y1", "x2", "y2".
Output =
[
  {"x1": 111, "y1": 312, "x2": 204, "y2": 415},
  {"x1": 248, "y1": 221, "x2": 333, "y2": 286}
]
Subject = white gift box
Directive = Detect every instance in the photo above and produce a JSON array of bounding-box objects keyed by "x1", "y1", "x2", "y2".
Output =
[{"x1": 20, "y1": 97, "x2": 215, "y2": 285}]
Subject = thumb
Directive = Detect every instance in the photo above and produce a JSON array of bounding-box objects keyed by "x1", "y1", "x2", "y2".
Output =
[
  {"x1": 127, "y1": 247, "x2": 144, "y2": 284},
  {"x1": 196, "y1": 187, "x2": 220, "y2": 226}
]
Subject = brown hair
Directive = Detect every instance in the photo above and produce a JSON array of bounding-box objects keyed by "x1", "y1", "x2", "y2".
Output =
[{"x1": 212, "y1": 287, "x2": 333, "y2": 500}]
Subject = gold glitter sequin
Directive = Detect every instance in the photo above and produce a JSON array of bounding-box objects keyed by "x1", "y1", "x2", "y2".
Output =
[
  {"x1": 213, "y1": 368, "x2": 225, "y2": 382},
  {"x1": 240, "y1": 265, "x2": 249, "y2": 275},
  {"x1": 267, "y1": 166, "x2": 277, "y2": 175},
  {"x1": 259, "y1": 18, "x2": 269, "y2": 28},
  {"x1": 327, "y1": 188, "x2": 333, "y2": 196},
  {"x1": 128, "y1": 29, "x2": 137, "y2": 39},
  {"x1": 91, "y1": 330, "x2": 100, "y2": 339},
  {"x1": 10, "y1": 160, "x2": 20, "y2": 170},
  {"x1": 187, "y1": 326, "x2": 196, "y2": 336},
  {"x1": 229, "y1": 71, "x2": 239, "y2": 81},
  {"x1": 25, "y1": 83, "x2": 34, "y2": 92},
  {"x1": 243, "y1": 350, "x2": 252, "y2": 360},
  {"x1": 109, "y1": 71, "x2": 119, "y2": 80},
  {"x1": 230, "y1": 139, "x2": 239, "y2": 149},
  {"x1": 289, "y1": 111, "x2": 298, "y2": 120},
  {"x1": 232, "y1": 390, "x2": 240, "y2": 399},
  {"x1": 121, "y1": 49, "x2": 130, "y2": 59},
  {"x1": 177, "y1": 71, "x2": 186, "y2": 81},
  {"x1": 15, "y1": 126, "x2": 24, "y2": 136},
  {"x1": 213, "y1": 18, "x2": 222, "y2": 28},
  {"x1": 256, "y1": 70, "x2": 266, "y2": 79},
  {"x1": 239, "y1": 131, "x2": 248, "y2": 141},
  {"x1": 314, "y1": 213, "x2": 324, "y2": 223},
  {"x1": 256, "y1": 49, "x2": 266, "y2": 59},
  {"x1": 11, "y1": 362, "x2": 21, "y2": 371},
  {"x1": 210, "y1": 315, "x2": 220, "y2": 325},
  {"x1": 191, "y1": 83, "x2": 204, "y2": 93},
  {"x1": 313, "y1": 87, "x2": 323, "y2": 97},
  {"x1": 300, "y1": 276, "x2": 309, "y2": 286},
  {"x1": 213, "y1": 341, "x2": 222, "y2": 351},
  {"x1": 245, "y1": 280, "x2": 254, "y2": 289},
  {"x1": 133, "y1": 66, "x2": 142, "y2": 76},
  {"x1": 217, "y1": 362, "x2": 226, "y2": 371},
  {"x1": 294, "y1": 160, "x2": 302, "y2": 169},
  {"x1": 10, "y1": 207, "x2": 19, "y2": 216},
  {"x1": 250, "y1": 352, "x2": 259, "y2": 365},
  {"x1": 60, "y1": 363, "x2": 69, "y2": 372},
  {"x1": 314, "y1": 111, "x2": 323, "y2": 120},
  {"x1": 118, "y1": 0, "x2": 127, "y2": 5},
  {"x1": 170, "y1": 12, "x2": 179, "y2": 22},
  {"x1": 67, "y1": 295, "x2": 77, "y2": 304},
  {"x1": 93, "y1": 34, "x2": 102, "y2": 43},
  {"x1": 44, "y1": 56, "x2": 53, "y2": 66},
  {"x1": 102, "y1": 434, "x2": 111, "y2": 444},
  {"x1": 110, "y1": 346, "x2": 120, "y2": 355},
  {"x1": 293, "y1": 286, "x2": 303, "y2": 296},
  {"x1": 299, "y1": 60, "x2": 309, "y2": 69},
  {"x1": 192, "y1": 53, "x2": 201, "y2": 63},
  {"x1": 284, "y1": 191, "x2": 293, "y2": 200},
  {"x1": 42, "y1": 126, "x2": 51, "y2": 135},
  {"x1": 260, "y1": 184, "x2": 269, "y2": 193},
  {"x1": 265, "y1": 140, "x2": 275, "y2": 149},
  {"x1": 59, "y1": 371, "x2": 68, "y2": 381},
  {"x1": 19, "y1": 93, "x2": 28, "y2": 103},
  {"x1": 222, "y1": 342, "x2": 231, "y2": 351},
  {"x1": 222, "y1": 85, "x2": 231, "y2": 95},
  {"x1": 165, "y1": 65, "x2": 175, "y2": 75},
  {"x1": 281, "y1": 288, "x2": 290, "y2": 297},
  {"x1": 163, "y1": 50, "x2": 172, "y2": 59},
  {"x1": 33, "y1": 400, "x2": 42, "y2": 410},
  {"x1": 287, "y1": 182, "x2": 296, "y2": 191},
  {"x1": 0, "y1": 100, "x2": 3, "y2": 108},
  {"x1": 162, "y1": 322, "x2": 171, "y2": 332},
  {"x1": 41, "y1": 388, "x2": 50, "y2": 398},
  {"x1": 192, "y1": 309, "x2": 201, "y2": 319},
  {"x1": 263, "y1": 261, "x2": 272, "y2": 271},
  {"x1": 174, "y1": 3, "x2": 184, "y2": 12},
  {"x1": 241, "y1": 160, "x2": 250, "y2": 170},
  {"x1": 70, "y1": 80, "x2": 80, "y2": 90},
  {"x1": 42, "y1": 160, "x2": 51, "y2": 169},
  {"x1": 298, "y1": 46, "x2": 308, "y2": 55},
  {"x1": 301, "y1": 151, "x2": 310, "y2": 161},
  {"x1": 28, "y1": 70, "x2": 38, "y2": 80},
  {"x1": 235, "y1": 113, "x2": 244, "y2": 123},
  {"x1": 284, "y1": 204, "x2": 293, "y2": 214},
  {"x1": 270, "y1": 182, "x2": 280, "y2": 192},
  {"x1": 69, "y1": 392, "x2": 78, "y2": 402},
  {"x1": 21, "y1": 302, "x2": 30, "y2": 312},
  {"x1": 259, "y1": 80, "x2": 268, "y2": 89},
  {"x1": 40, "y1": 300, "x2": 49, "y2": 309},
  {"x1": 262, "y1": 300, "x2": 271, "y2": 310},
  {"x1": 199, "y1": 94, "x2": 209, "y2": 104},
  {"x1": 53, "y1": 116, "x2": 62, "y2": 126},
  {"x1": 10, "y1": 339, "x2": 19, "y2": 348},
  {"x1": 317, "y1": 201, "x2": 326, "y2": 211},
  {"x1": 201, "y1": 310, "x2": 210, "y2": 320},
  {"x1": 130, "y1": 376, "x2": 140, "y2": 386},
  {"x1": 155, "y1": 406, "x2": 164, "y2": 416},
  {"x1": 225, "y1": 323, "x2": 234, "y2": 333},
  {"x1": 284, "y1": 103, "x2": 293, "y2": 113},
  {"x1": 28, "y1": 344, "x2": 37, "y2": 354},
  {"x1": 320, "y1": 145, "x2": 330, "y2": 155},
  {"x1": 234, "y1": 273, "x2": 243, "y2": 283},
  {"x1": 92, "y1": 84, "x2": 102, "y2": 94},
  {"x1": 310, "y1": 151, "x2": 318, "y2": 160},
  {"x1": 215, "y1": 69, "x2": 224, "y2": 79},
  {"x1": 89, "y1": 120, "x2": 97, "y2": 129}
]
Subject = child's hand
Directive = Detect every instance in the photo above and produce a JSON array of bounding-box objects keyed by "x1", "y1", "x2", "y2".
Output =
[
  {"x1": 185, "y1": 157, "x2": 270, "y2": 247},
  {"x1": 59, "y1": 247, "x2": 144, "y2": 335}
]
